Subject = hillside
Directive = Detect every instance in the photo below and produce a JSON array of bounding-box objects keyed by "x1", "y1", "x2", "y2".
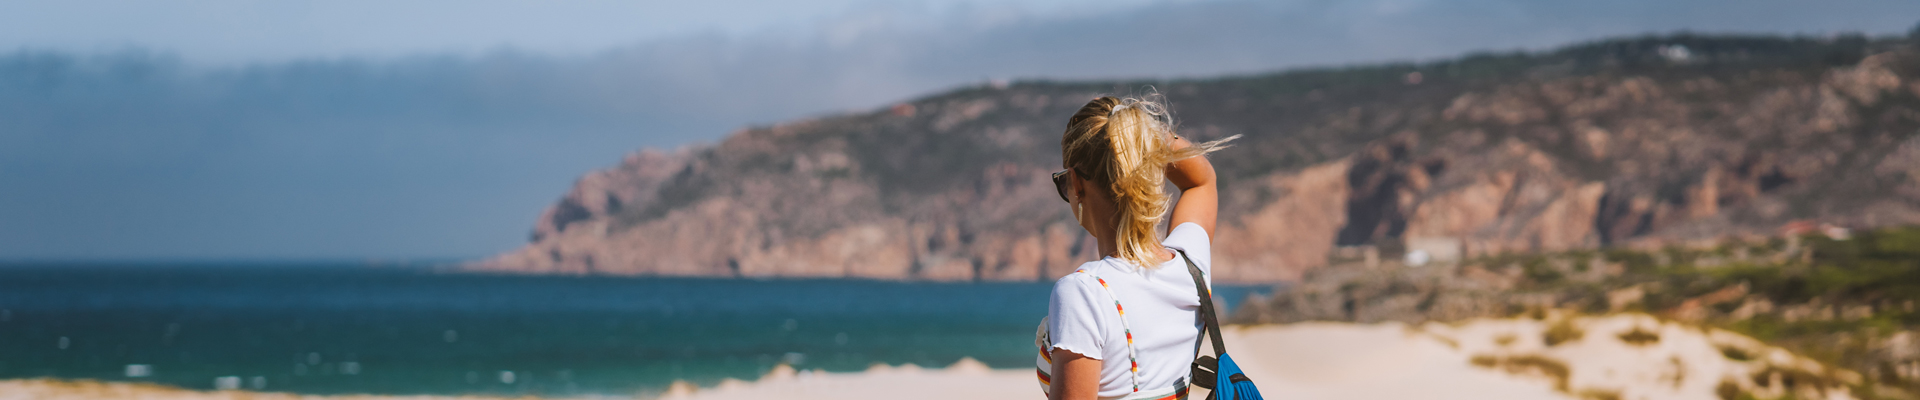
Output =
[{"x1": 471, "y1": 32, "x2": 1920, "y2": 283}]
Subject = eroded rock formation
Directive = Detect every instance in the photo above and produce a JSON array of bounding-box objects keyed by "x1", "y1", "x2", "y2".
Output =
[{"x1": 473, "y1": 35, "x2": 1920, "y2": 283}]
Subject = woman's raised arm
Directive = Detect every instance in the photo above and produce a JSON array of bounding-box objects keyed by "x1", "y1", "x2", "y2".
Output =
[{"x1": 1165, "y1": 135, "x2": 1219, "y2": 238}]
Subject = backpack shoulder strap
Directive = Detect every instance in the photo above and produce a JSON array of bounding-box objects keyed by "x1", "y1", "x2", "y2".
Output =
[{"x1": 1176, "y1": 249, "x2": 1225, "y2": 356}]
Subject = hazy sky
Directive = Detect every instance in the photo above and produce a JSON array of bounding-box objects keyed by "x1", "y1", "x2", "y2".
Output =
[
  {"x1": 0, "y1": 0, "x2": 1158, "y2": 64},
  {"x1": 2, "y1": 0, "x2": 1916, "y2": 262}
]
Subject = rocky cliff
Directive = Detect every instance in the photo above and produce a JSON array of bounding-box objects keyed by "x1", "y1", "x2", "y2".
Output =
[{"x1": 472, "y1": 33, "x2": 1920, "y2": 283}]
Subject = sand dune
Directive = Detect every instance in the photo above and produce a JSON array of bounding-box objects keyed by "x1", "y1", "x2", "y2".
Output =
[
  {"x1": 664, "y1": 313, "x2": 1855, "y2": 400},
  {"x1": 1227, "y1": 313, "x2": 1854, "y2": 400},
  {"x1": 4, "y1": 313, "x2": 1856, "y2": 400}
]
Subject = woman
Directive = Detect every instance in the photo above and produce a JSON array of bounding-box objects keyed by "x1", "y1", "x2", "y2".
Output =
[{"x1": 1037, "y1": 95, "x2": 1235, "y2": 400}]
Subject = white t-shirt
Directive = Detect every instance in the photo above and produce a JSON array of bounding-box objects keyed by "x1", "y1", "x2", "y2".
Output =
[{"x1": 1040, "y1": 222, "x2": 1212, "y2": 398}]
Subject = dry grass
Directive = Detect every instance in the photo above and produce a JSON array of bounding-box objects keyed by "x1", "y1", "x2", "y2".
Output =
[
  {"x1": 1544, "y1": 318, "x2": 1585, "y2": 347},
  {"x1": 1616, "y1": 326, "x2": 1660, "y2": 346},
  {"x1": 1576, "y1": 388, "x2": 1622, "y2": 400},
  {"x1": 1469, "y1": 354, "x2": 1573, "y2": 392},
  {"x1": 1525, "y1": 308, "x2": 1549, "y2": 320},
  {"x1": 1748, "y1": 364, "x2": 1842, "y2": 395},
  {"x1": 1470, "y1": 354, "x2": 1499, "y2": 368},
  {"x1": 1718, "y1": 344, "x2": 1755, "y2": 361},
  {"x1": 1716, "y1": 379, "x2": 1743, "y2": 400},
  {"x1": 1668, "y1": 356, "x2": 1688, "y2": 389}
]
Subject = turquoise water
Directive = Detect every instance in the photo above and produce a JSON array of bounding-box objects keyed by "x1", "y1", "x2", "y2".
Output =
[{"x1": 0, "y1": 263, "x2": 1272, "y2": 397}]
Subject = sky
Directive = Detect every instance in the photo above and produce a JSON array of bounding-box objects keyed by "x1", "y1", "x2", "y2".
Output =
[{"x1": 2, "y1": 0, "x2": 1917, "y2": 262}]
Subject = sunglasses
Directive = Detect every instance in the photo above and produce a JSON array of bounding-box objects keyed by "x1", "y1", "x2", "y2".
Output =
[{"x1": 1051, "y1": 169, "x2": 1073, "y2": 202}]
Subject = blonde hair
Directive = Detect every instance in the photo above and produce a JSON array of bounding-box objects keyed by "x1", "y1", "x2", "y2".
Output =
[{"x1": 1062, "y1": 94, "x2": 1236, "y2": 269}]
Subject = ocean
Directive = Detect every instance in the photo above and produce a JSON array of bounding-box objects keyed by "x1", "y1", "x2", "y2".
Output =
[{"x1": 0, "y1": 263, "x2": 1273, "y2": 397}]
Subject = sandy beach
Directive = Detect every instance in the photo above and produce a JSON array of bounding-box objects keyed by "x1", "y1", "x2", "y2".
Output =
[
  {"x1": 5, "y1": 313, "x2": 1855, "y2": 400},
  {"x1": 659, "y1": 312, "x2": 1851, "y2": 400},
  {"x1": 649, "y1": 321, "x2": 1573, "y2": 400}
]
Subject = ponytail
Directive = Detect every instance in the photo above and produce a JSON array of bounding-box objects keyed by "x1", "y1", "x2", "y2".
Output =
[{"x1": 1062, "y1": 94, "x2": 1236, "y2": 269}]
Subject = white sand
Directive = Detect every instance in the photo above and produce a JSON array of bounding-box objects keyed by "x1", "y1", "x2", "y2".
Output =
[
  {"x1": 1220, "y1": 321, "x2": 1573, "y2": 400},
  {"x1": 656, "y1": 358, "x2": 1034, "y2": 400},
  {"x1": 659, "y1": 322, "x2": 1570, "y2": 400},
  {"x1": 667, "y1": 313, "x2": 1855, "y2": 400},
  {"x1": 1413, "y1": 313, "x2": 1857, "y2": 400},
  {"x1": 4, "y1": 313, "x2": 1856, "y2": 400},
  {"x1": 647, "y1": 322, "x2": 1568, "y2": 400}
]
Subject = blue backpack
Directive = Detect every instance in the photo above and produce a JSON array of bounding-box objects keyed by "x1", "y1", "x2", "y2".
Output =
[{"x1": 1178, "y1": 249, "x2": 1265, "y2": 400}]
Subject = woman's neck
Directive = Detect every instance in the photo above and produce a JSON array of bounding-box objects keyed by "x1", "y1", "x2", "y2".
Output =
[
  {"x1": 1093, "y1": 234, "x2": 1173, "y2": 263},
  {"x1": 1094, "y1": 233, "x2": 1119, "y2": 260}
]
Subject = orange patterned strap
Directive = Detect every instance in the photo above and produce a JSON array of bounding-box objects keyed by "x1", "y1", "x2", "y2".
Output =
[
  {"x1": 1074, "y1": 267, "x2": 1142, "y2": 393},
  {"x1": 1043, "y1": 268, "x2": 1191, "y2": 400}
]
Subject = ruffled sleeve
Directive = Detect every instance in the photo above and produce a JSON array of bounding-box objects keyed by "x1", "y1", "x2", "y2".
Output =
[{"x1": 1045, "y1": 272, "x2": 1108, "y2": 360}]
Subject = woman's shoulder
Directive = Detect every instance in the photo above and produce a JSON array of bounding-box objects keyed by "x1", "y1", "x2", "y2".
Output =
[
  {"x1": 1051, "y1": 261, "x2": 1109, "y2": 287},
  {"x1": 1051, "y1": 260, "x2": 1125, "y2": 300},
  {"x1": 1047, "y1": 262, "x2": 1113, "y2": 319}
]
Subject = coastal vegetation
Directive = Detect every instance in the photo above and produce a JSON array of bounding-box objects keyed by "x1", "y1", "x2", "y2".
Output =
[{"x1": 1244, "y1": 225, "x2": 1920, "y2": 398}]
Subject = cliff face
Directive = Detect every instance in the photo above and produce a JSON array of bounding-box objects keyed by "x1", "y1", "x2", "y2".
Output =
[{"x1": 472, "y1": 35, "x2": 1920, "y2": 283}]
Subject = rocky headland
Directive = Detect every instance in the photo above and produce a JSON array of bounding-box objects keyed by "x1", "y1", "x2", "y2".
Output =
[{"x1": 472, "y1": 33, "x2": 1920, "y2": 283}]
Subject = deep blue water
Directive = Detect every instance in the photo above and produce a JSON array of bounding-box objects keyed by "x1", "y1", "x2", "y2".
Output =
[{"x1": 0, "y1": 263, "x2": 1273, "y2": 397}]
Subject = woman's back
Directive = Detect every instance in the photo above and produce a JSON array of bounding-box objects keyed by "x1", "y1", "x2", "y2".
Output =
[
  {"x1": 1041, "y1": 222, "x2": 1213, "y2": 399},
  {"x1": 1041, "y1": 94, "x2": 1236, "y2": 400}
]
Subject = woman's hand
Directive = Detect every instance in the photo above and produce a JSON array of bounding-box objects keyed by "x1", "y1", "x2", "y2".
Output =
[{"x1": 1166, "y1": 135, "x2": 1219, "y2": 237}]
